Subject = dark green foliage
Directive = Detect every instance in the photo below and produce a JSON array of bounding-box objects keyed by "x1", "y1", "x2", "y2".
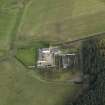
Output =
[
  {"x1": 81, "y1": 38, "x2": 100, "y2": 75},
  {"x1": 69, "y1": 37, "x2": 105, "y2": 105}
]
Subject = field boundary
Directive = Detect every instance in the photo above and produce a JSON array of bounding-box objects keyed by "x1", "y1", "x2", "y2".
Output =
[
  {"x1": 0, "y1": 31, "x2": 105, "y2": 63},
  {"x1": 55, "y1": 31, "x2": 105, "y2": 46}
]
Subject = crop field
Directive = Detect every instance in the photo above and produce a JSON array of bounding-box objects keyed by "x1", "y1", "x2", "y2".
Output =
[{"x1": 16, "y1": 0, "x2": 105, "y2": 46}]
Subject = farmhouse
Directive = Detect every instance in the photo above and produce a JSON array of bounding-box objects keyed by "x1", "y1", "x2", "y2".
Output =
[
  {"x1": 37, "y1": 47, "x2": 79, "y2": 69},
  {"x1": 37, "y1": 47, "x2": 60, "y2": 68}
]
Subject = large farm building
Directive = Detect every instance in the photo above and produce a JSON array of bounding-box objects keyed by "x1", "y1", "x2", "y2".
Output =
[{"x1": 37, "y1": 47, "x2": 80, "y2": 70}]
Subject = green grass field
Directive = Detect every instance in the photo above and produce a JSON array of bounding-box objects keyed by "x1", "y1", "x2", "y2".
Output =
[
  {"x1": 0, "y1": 0, "x2": 31, "y2": 56},
  {"x1": 16, "y1": 47, "x2": 35, "y2": 66},
  {"x1": 16, "y1": 0, "x2": 105, "y2": 45},
  {"x1": 37, "y1": 69, "x2": 81, "y2": 82},
  {"x1": 0, "y1": 58, "x2": 81, "y2": 105}
]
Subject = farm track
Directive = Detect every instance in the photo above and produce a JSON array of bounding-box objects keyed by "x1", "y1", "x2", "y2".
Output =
[
  {"x1": 10, "y1": 0, "x2": 32, "y2": 50},
  {"x1": 56, "y1": 31, "x2": 105, "y2": 47}
]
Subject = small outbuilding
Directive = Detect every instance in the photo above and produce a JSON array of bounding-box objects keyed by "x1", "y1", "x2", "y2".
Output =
[{"x1": 37, "y1": 47, "x2": 60, "y2": 68}]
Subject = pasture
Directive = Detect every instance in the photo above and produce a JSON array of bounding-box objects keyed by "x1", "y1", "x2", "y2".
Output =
[
  {"x1": 0, "y1": 0, "x2": 21, "y2": 56},
  {"x1": 15, "y1": 41, "x2": 49, "y2": 66},
  {"x1": 0, "y1": 58, "x2": 81, "y2": 105},
  {"x1": 16, "y1": 0, "x2": 105, "y2": 45}
]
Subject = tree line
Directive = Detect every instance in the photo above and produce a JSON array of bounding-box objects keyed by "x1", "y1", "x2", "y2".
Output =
[{"x1": 68, "y1": 36, "x2": 105, "y2": 105}]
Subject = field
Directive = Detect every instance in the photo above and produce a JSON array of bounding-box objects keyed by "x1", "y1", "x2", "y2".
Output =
[
  {"x1": 16, "y1": 47, "x2": 35, "y2": 66},
  {"x1": 16, "y1": 0, "x2": 105, "y2": 46},
  {"x1": 0, "y1": 0, "x2": 105, "y2": 105},
  {"x1": 0, "y1": 0, "x2": 31, "y2": 58},
  {"x1": 0, "y1": 58, "x2": 80, "y2": 105},
  {"x1": 0, "y1": 1, "x2": 18, "y2": 56},
  {"x1": 15, "y1": 41, "x2": 49, "y2": 66}
]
